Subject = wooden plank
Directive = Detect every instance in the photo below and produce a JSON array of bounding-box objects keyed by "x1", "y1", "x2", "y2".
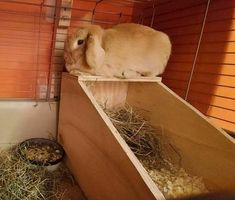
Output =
[
  {"x1": 58, "y1": 73, "x2": 164, "y2": 200},
  {"x1": 199, "y1": 42, "x2": 235, "y2": 53},
  {"x1": 126, "y1": 82, "x2": 235, "y2": 190},
  {"x1": 207, "y1": 7, "x2": 235, "y2": 21},
  {"x1": 209, "y1": 117, "x2": 235, "y2": 133},
  {"x1": 190, "y1": 82, "x2": 235, "y2": 99},
  {"x1": 192, "y1": 73, "x2": 235, "y2": 87},
  {"x1": 202, "y1": 31, "x2": 235, "y2": 43},
  {"x1": 189, "y1": 101, "x2": 235, "y2": 123},
  {"x1": 86, "y1": 81, "x2": 128, "y2": 109},
  {"x1": 169, "y1": 53, "x2": 195, "y2": 63},
  {"x1": 187, "y1": 91, "x2": 235, "y2": 111},
  {"x1": 154, "y1": 0, "x2": 207, "y2": 16},
  {"x1": 172, "y1": 44, "x2": 197, "y2": 54},
  {"x1": 155, "y1": 14, "x2": 204, "y2": 29},
  {"x1": 209, "y1": 0, "x2": 235, "y2": 11},
  {"x1": 159, "y1": 24, "x2": 202, "y2": 36},
  {"x1": 162, "y1": 79, "x2": 188, "y2": 90},
  {"x1": 197, "y1": 53, "x2": 235, "y2": 64},
  {"x1": 165, "y1": 63, "x2": 193, "y2": 72},
  {"x1": 163, "y1": 71, "x2": 190, "y2": 81},
  {"x1": 195, "y1": 64, "x2": 235, "y2": 76},
  {"x1": 78, "y1": 76, "x2": 161, "y2": 109},
  {"x1": 170, "y1": 34, "x2": 200, "y2": 45},
  {"x1": 155, "y1": 4, "x2": 206, "y2": 23},
  {"x1": 77, "y1": 76, "x2": 162, "y2": 82}
]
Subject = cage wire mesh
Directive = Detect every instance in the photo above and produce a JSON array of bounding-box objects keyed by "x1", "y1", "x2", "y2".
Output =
[{"x1": 0, "y1": 0, "x2": 156, "y2": 101}]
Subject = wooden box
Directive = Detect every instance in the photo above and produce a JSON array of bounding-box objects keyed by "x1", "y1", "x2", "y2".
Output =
[{"x1": 58, "y1": 73, "x2": 235, "y2": 200}]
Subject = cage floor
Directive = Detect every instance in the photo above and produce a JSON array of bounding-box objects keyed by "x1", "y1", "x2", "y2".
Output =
[{"x1": 0, "y1": 146, "x2": 86, "y2": 200}]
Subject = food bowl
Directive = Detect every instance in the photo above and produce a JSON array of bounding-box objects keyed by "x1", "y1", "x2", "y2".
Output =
[{"x1": 17, "y1": 138, "x2": 65, "y2": 170}]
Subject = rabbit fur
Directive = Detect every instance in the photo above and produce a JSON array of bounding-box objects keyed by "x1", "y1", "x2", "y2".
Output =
[{"x1": 64, "y1": 23, "x2": 171, "y2": 78}]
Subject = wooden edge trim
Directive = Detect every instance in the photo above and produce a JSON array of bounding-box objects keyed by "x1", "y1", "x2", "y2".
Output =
[{"x1": 77, "y1": 75, "x2": 162, "y2": 82}]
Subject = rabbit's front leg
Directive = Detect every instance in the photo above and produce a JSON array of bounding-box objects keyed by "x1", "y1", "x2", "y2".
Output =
[{"x1": 86, "y1": 34, "x2": 105, "y2": 69}]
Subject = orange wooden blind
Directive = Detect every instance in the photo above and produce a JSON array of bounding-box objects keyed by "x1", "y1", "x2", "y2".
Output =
[
  {"x1": 0, "y1": 0, "x2": 54, "y2": 99},
  {"x1": 154, "y1": 0, "x2": 235, "y2": 132},
  {"x1": 153, "y1": 0, "x2": 208, "y2": 98},
  {"x1": 188, "y1": 0, "x2": 235, "y2": 132},
  {"x1": 0, "y1": 0, "x2": 234, "y2": 132},
  {"x1": 69, "y1": 0, "x2": 152, "y2": 31}
]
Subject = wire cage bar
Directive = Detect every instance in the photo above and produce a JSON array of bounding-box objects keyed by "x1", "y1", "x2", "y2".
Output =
[
  {"x1": 0, "y1": 0, "x2": 156, "y2": 101},
  {"x1": 1, "y1": 0, "x2": 235, "y2": 133}
]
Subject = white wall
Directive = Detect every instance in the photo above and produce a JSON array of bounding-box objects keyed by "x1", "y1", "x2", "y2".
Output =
[{"x1": 0, "y1": 101, "x2": 58, "y2": 147}]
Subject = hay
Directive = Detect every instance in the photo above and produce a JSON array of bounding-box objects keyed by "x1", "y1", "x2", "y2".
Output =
[
  {"x1": 104, "y1": 105, "x2": 208, "y2": 199},
  {"x1": 104, "y1": 105, "x2": 166, "y2": 169},
  {"x1": 0, "y1": 147, "x2": 74, "y2": 200}
]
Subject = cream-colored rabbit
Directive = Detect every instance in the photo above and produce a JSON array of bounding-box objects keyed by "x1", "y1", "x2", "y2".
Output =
[{"x1": 64, "y1": 23, "x2": 171, "y2": 78}]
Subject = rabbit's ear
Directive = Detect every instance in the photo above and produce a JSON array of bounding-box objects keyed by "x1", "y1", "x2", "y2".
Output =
[{"x1": 86, "y1": 33, "x2": 105, "y2": 69}]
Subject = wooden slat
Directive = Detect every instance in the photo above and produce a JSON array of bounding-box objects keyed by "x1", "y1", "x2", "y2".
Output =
[
  {"x1": 206, "y1": 7, "x2": 235, "y2": 21},
  {"x1": 170, "y1": 88, "x2": 186, "y2": 98},
  {"x1": 199, "y1": 42, "x2": 235, "y2": 53},
  {"x1": 192, "y1": 73, "x2": 235, "y2": 87},
  {"x1": 188, "y1": 92, "x2": 235, "y2": 111},
  {"x1": 172, "y1": 45, "x2": 197, "y2": 54},
  {"x1": 0, "y1": 0, "x2": 54, "y2": 99},
  {"x1": 158, "y1": 0, "x2": 235, "y2": 132},
  {"x1": 209, "y1": 0, "x2": 235, "y2": 11},
  {"x1": 155, "y1": 14, "x2": 204, "y2": 29},
  {"x1": 189, "y1": 101, "x2": 235, "y2": 123},
  {"x1": 202, "y1": 31, "x2": 235, "y2": 43},
  {"x1": 164, "y1": 63, "x2": 193, "y2": 72},
  {"x1": 170, "y1": 34, "x2": 200, "y2": 45},
  {"x1": 197, "y1": 53, "x2": 235, "y2": 64},
  {"x1": 154, "y1": 0, "x2": 207, "y2": 15},
  {"x1": 155, "y1": 4, "x2": 206, "y2": 23},
  {"x1": 210, "y1": 117, "x2": 235, "y2": 133},
  {"x1": 169, "y1": 53, "x2": 195, "y2": 62},
  {"x1": 159, "y1": 24, "x2": 202, "y2": 36},
  {"x1": 190, "y1": 82, "x2": 235, "y2": 99},
  {"x1": 163, "y1": 71, "x2": 190, "y2": 81},
  {"x1": 195, "y1": 64, "x2": 235, "y2": 76}
]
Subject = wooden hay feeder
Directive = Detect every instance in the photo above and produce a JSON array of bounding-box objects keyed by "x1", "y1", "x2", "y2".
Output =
[{"x1": 58, "y1": 73, "x2": 235, "y2": 200}]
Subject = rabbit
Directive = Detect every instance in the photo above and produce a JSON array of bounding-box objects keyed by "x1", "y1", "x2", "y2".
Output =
[{"x1": 64, "y1": 23, "x2": 171, "y2": 78}]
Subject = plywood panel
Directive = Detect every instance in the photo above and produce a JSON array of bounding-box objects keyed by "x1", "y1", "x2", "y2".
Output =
[
  {"x1": 58, "y1": 74, "x2": 163, "y2": 200},
  {"x1": 127, "y1": 81, "x2": 235, "y2": 190}
]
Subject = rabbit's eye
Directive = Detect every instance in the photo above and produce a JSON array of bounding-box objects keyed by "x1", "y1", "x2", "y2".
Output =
[{"x1": 77, "y1": 40, "x2": 84, "y2": 45}]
